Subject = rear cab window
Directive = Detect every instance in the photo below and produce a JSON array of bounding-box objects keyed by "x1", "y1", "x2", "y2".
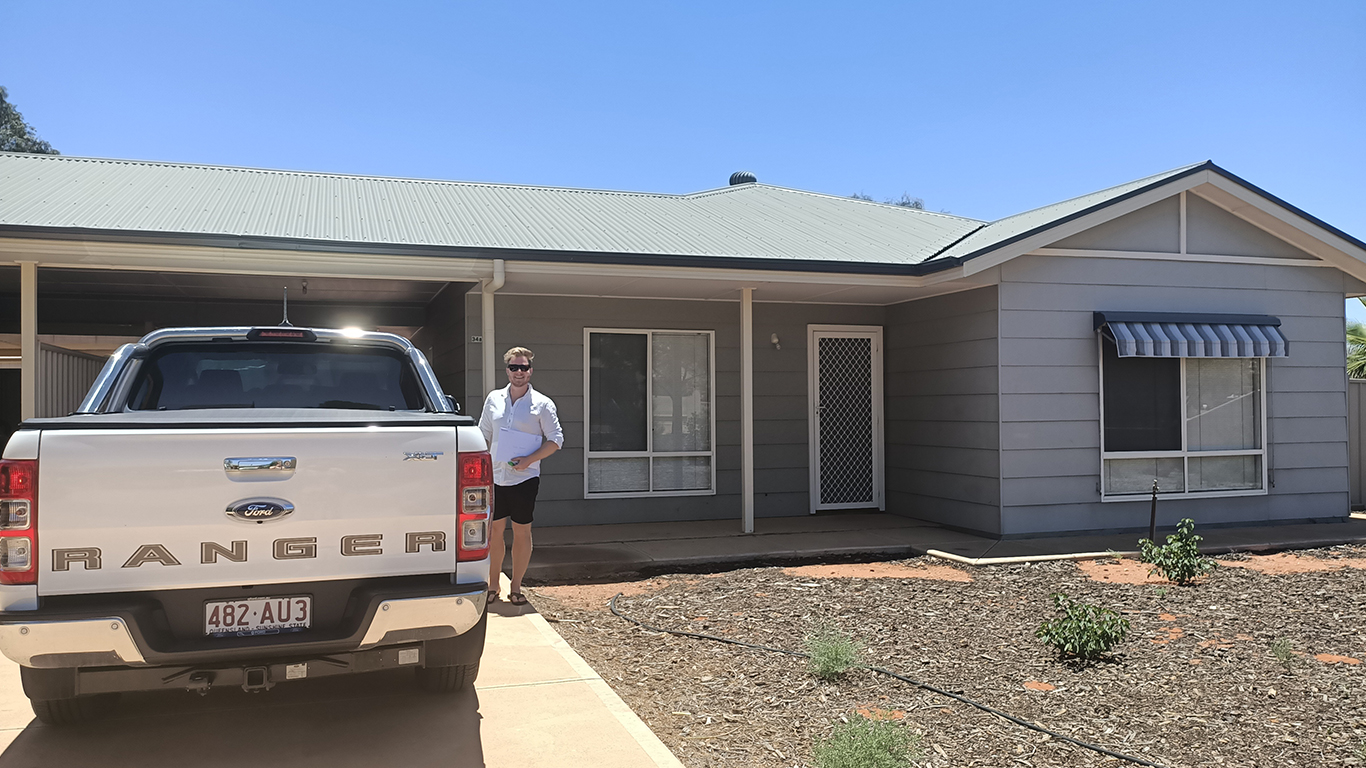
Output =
[{"x1": 125, "y1": 343, "x2": 428, "y2": 411}]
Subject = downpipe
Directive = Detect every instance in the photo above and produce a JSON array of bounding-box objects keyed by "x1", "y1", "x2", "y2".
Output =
[{"x1": 481, "y1": 259, "x2": 506, "y2": 395}]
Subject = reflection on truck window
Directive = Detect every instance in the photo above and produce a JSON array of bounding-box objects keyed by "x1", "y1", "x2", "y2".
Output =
[{"x1": 126, "y1": 343, "x2": 426, "y2": 411}]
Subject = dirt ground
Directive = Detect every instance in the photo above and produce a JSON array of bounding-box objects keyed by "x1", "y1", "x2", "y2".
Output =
[{"x1": 529, "y1": 545, "x2": 1366, "y2": 768}]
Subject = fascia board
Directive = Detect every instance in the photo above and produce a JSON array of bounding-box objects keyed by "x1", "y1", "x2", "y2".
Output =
[
  {"x1": 1193, "y1": 176, "x2": 1366, "y2": 280},
  {"x1": 960, "y1": 171, "x2": 1214, "y2": 276},
  {"x1": 0, "y1": 237, "x2": 493, "y2": 282},
  {"x1": 0, "y1": 235, "x2": 939, "y2": 291},
  {"x1": 505, "y1": 259, "x2": 933, "y2": 289}
]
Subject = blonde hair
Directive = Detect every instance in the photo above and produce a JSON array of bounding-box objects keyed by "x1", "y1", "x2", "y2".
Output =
[{"x1": 503, "y1": 347, "x2": 534, "y2": 364}]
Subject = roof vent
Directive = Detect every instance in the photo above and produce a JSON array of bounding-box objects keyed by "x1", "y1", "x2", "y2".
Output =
[{"x1": 729, "y1": 171, "x2": 757, "y2": 186}]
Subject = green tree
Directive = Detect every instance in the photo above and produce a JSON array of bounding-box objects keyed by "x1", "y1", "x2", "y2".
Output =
[
  {"x1": 0, "y1": 87, "x2": 59, "y2": 155},
  {"x1": 1349, "y1": 300, "x2": 1366, "y2": 379}
]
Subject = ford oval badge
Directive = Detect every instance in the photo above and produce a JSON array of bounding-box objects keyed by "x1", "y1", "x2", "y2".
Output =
[{"x1": 226, "y1": 498, "x2": 294, "y2": 523}]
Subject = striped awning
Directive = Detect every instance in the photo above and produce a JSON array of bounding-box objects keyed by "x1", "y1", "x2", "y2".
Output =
[{"x1": 1094, "y1": 312, "x2": 1288, "y2": 358}]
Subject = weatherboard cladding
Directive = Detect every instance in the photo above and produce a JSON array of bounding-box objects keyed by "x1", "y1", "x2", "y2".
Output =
[{"x1": 0, "y1": 154, "x2": 982, "y2": 266}]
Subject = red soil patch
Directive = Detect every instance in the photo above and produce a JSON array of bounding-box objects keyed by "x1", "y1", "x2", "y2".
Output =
[
  {"x1": 1022, "y1": 681, "x2": 1056, "y2": 692},
  {"x1": 1314, "y1": 654, "x2": 1361, "y2": 665},
  {"x1": 782, "y1": 562, "x2": 972, "y2": 583},
  {"x1": 1152, "y1": 626, "x2": 1186, "y2": 645},
  {"x1": 1076, "y1": 558, "x2": 1170, "y2": 585},
  {"x1": 533, "y1": 579, "x2": 669, "y2": 611},
  {"x1": 1220, "y1": 553, "x2": 1366, "y2": 575}
]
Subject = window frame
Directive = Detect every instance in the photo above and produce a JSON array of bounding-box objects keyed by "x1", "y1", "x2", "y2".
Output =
[
  {"x1": 1097, "y1": 335, "x2": 1269, "y2": 501},
  {"x1": 582, "y1": 328, "x2": 717, "y2": 499}
]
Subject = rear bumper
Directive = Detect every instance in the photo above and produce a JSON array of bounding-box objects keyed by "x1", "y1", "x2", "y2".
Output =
[{"x1": 0, "y1": 578, "x2": 487, "y2": 669}]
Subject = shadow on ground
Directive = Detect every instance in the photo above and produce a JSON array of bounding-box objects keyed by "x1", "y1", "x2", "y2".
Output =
[{"x1": 0, "y1": 669, "x2": 484, "y2": 768}]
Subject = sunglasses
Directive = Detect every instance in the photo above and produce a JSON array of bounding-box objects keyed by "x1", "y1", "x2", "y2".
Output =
[{"x1": 506, "y1": 364, "x2": 532, "y2": 372}]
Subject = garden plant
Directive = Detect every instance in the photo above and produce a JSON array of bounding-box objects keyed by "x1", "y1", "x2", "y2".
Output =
[
  {"x1": 812, "y1": 717, "x2": 919, "y2": 768},
  {"x1": 1035, "y1": 592, "x2": 1130, "y2": 661},
  {"x1": 1138, "y1": 517, "x2": 1218, "y2": 585},
  {"x1": 805, "y1": 625, "x2": 862, "y2": 680}
]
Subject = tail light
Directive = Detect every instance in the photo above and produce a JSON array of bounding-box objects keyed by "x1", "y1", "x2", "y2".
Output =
[
  {"x1": 456, "y1": 452, "x2": 492, "y2": 562},
  {"x1": 0, "y1": 461, "x2": 36, "y2": 585}
]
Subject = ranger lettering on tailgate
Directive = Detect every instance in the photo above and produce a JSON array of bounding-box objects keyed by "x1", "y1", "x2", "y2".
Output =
[{"x1": 52, "y1": 531, "x2": 448, "y2": 570}]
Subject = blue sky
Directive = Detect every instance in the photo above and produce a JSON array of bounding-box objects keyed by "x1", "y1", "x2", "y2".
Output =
[{"x1": 5, "y1": 1, "x2": 1364, "y2": 315}]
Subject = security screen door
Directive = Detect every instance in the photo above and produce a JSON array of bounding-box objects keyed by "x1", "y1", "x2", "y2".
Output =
[{"x1": 808, "y1": 326, "x2": 884, "y2": 512}]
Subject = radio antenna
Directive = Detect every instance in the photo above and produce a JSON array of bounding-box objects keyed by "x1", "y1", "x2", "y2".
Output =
[{"x1": 280, "y1": 286, "x2": 294, "y2": 327}]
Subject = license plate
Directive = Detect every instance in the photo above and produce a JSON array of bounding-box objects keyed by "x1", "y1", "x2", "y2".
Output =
[{"x1": 204, "y1": 596, "x2": 311, "y2": 637}]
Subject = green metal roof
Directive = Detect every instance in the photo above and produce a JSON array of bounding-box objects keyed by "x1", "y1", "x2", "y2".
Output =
[
  {"x1": 5, "y1": 155, "x2": 1338, "y2": 275},
  {"x1": 0, "y1": 154, "x2": 981, "y2": 268}
]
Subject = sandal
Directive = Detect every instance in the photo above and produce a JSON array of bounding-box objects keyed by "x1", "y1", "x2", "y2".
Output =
[
  {"x1": 487, "y1": 590, "x2": 500, "y2": 603},
  {"x1": 507, "y1": 591, "x2": 529, "y2": 606}
]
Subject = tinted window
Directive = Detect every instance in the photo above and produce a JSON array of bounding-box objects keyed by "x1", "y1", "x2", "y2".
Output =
[
  {"x1": 126, "y1": 343, "x2": 426, "y2": 411},
  {"x1": 1102, "y1": 339, "x2": 1181, "y2": 451},
  {"x1": 588, "y1": 333, "x2": 648, "y2": 451}
]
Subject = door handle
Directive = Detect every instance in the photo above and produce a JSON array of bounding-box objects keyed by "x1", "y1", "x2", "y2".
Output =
[{"x1": 225, "y1": 457, "x2": 297, "y2": 474}]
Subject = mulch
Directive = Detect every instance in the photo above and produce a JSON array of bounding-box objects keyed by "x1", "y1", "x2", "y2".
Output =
[{"x1": 528, "y1": 545, "x2": 1366, "y2": 768}]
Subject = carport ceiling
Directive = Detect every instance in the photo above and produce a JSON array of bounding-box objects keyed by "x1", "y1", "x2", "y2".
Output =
[{"x1": 3, "y1": 268, "x2": 451, "y2": 305}]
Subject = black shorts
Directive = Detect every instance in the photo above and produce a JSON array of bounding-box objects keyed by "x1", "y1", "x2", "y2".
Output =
[{"x1": 493, "y1": 477, "x2": 540, "y2": 525}]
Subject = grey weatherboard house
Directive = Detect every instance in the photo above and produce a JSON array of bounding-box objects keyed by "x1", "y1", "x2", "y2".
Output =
[{"x1": 2, "y1": 154, "x2": 1364, "y2": 539}]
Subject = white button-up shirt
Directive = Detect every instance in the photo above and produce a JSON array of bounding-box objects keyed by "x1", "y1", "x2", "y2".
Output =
[{"x1": 479, "y1": 384, "x2": 564, "y2": 487}]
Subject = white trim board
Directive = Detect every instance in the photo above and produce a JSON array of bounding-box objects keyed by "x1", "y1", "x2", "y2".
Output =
[{"x1": 1031, "y1": 248, "x2": 1332, "y2": 268}]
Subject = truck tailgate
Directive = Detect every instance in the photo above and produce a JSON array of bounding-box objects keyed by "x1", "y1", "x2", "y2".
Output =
[{"x1": 36, "y1": 427, "x2": 460, "y2": 596}]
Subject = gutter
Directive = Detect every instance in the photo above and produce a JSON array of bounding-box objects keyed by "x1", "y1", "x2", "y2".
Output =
[{"x1": 481, "y1": 259, "x2": 506, "y2": 396}]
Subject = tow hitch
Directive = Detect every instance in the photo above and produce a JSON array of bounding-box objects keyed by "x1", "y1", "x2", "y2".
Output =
[{"x1": 242, "y1": 666, "x2": 273, "y2": 693}]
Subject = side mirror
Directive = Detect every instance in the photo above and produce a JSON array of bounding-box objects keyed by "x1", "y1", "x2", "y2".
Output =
[{"x1": 446, "y1": 395, "x2": 460, "y2": 414}]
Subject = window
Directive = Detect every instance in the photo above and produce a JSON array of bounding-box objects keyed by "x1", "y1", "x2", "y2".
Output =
[
  {"x1": 1100, "y1": 338, "x2": 1265, "y2": 498},
  {"x1": 585, "y1": 329, "x2": 715, "y2": 496}
]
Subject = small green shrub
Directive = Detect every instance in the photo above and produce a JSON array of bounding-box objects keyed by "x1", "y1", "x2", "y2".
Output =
[
  {"x1": 813, "y1": 717, "x2": 919, "y2": 768},
  {"x1": 1270, "y1": 638, "x2": 1299, "y2": 674},
  {"x1": 1036, "y1": 593, "x2": 1130, "y2": 660},
  {"x1": 805, "y1": 626, "x2": 861, "y2": 680},
  {"x1": 1138, "y1": 517, "x2": 1218, "y2": 585}
]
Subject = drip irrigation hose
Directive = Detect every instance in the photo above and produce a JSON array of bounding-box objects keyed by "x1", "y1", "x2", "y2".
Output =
[{"x1": 609, "y1": 593, "x2": 1168, "y2": 768}]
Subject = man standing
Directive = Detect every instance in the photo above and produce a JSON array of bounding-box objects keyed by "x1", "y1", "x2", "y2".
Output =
[{"x1": 479, "y1": 347, "x2": 562, "y2": 606}]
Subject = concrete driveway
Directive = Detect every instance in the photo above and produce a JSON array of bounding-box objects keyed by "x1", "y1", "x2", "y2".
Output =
[{"x1": 0, "y1": 582, "x2": 681, "y2": 768}]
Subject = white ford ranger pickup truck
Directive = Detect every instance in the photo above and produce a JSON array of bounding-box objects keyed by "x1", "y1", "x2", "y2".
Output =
[{"x1": 0, "y1": 326, "x2": 492, "y2": 725}]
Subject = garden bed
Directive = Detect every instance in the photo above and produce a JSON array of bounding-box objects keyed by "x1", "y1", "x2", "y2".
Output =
[{"x1": 529, "y1": 545, "x2": 1366, "y2": 768}]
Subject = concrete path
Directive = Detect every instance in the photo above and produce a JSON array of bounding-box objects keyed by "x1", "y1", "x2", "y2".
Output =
[{"x1": 0, "y1": 575, "x2": 682, "y2": 768}]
